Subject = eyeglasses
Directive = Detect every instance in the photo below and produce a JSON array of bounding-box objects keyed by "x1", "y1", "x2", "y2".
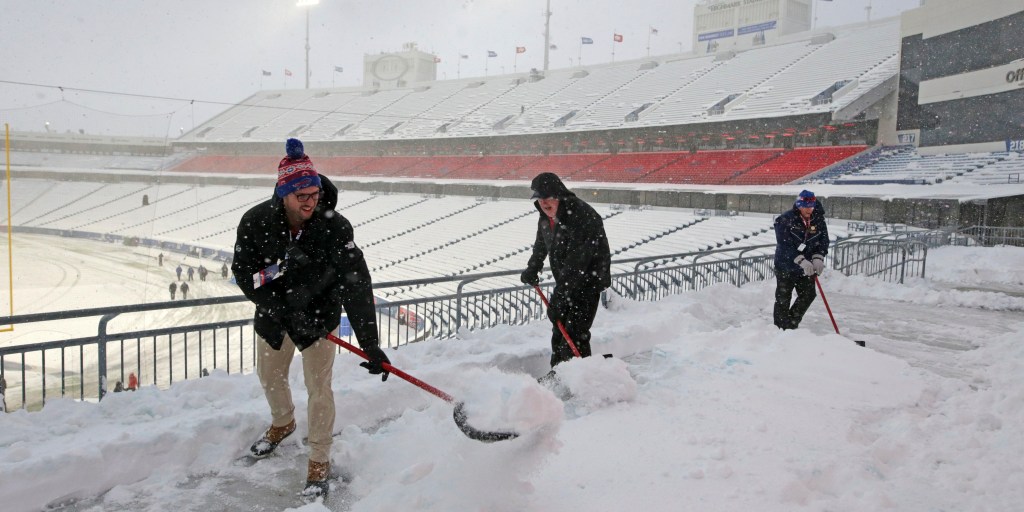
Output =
[{"x1": 294, "y1": 190, "x2": 321, "y2": 202}]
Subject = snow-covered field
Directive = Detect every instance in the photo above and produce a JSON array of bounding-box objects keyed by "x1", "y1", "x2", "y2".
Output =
[{"x1": 0, "y1": 245, "x2": 1021, "y2": 511}]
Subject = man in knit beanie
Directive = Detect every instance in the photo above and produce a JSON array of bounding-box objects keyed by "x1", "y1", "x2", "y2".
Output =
[
  {"x1": 232, "y1": 138, "x2": 390, "y2": 499},
  {"x1": 772, "y1": 189, "x2": 829, "y2": 330}
]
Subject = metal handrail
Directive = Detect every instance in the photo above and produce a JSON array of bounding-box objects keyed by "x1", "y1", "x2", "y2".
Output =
[{"x1": 0, "y1": 237, "x2": 929, "y2": 412}]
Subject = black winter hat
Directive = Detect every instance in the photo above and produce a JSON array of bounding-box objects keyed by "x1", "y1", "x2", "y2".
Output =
[{"x1": 530, "y1": 172, "x2": 570, "y2": 199}]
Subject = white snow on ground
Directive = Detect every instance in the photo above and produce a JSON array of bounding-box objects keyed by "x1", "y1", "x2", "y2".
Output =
[{"x1": 0, "y1": 243, "x2": 1022, "y2": 511}]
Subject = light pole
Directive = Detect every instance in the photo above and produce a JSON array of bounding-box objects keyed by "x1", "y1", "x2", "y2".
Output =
[{"x1": 297, "y1": 0, "x2": 320, "y2": 89}]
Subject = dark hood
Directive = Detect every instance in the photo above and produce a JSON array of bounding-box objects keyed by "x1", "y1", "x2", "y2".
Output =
[{"x1": 530, "y1": 172, "x2": 575, "y2": 201}]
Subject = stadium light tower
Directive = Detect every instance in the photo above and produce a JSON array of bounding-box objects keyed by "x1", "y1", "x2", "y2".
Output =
[{"x1": 297, "y1": 0, "x2": 320, "y2": 89}]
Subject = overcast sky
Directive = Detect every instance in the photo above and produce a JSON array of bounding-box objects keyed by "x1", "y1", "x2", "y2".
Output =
[{"x1": 0, "y1": 0, "x2": 922, "y2": 138}]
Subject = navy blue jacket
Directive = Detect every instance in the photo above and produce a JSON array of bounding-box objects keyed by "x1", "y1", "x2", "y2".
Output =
[{"x1": 773, "y1": 202, "x2": 829, "y2": 277}]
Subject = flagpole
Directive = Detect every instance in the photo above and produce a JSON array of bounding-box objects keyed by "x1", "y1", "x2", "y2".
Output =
[
  {"x1": 514, "y1": 50, "x2": 518, "y2": 73},
  {"x1": 543, "y1": 0, "x2": 552, "y2": 72},
  {"x1": 612, "y1": 29, "x2": 616, "y2": 63},
  {"x1": 457, "y1": 55, "x2": 461, "y2": 79},
  {"x1": 578, "y1": 40, "x2": 582, "y2": 67},
  {"x1": 647, "y1": 26, "x2": 651, "y2": 57}
]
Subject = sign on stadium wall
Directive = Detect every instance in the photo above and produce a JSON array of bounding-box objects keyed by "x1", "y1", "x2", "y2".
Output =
[
  {"x1": 1007, "y1": 139, "x2": 1024, "y2": 152},
  {"x1": 738, "y1": 20, "x2": 777, "y2": 35},
  {"x1": 698, "y1": 29, "x2": 736, "y2": 41},
  {"x1": 897, "y1": 130, "x2": 920, "y2": 146},
  {"x1": 919, "y1": 61, "x2": 1024, "y2": 105}
]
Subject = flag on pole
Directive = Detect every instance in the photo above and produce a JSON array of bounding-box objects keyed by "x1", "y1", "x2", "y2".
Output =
[
  {"x1": 613, "y1": 33, "x2": 624, "y2": 42},
  {"x1": 284, "y1": 69, "x2": 293, "y2": 77},
  {"x1": 261, "y1": 70, "x2": 272, "y2": 76},
  {"x1": 581, "y1": 36, "x2": 594, "y2": 44},
  {"x1": 434, "y1": 56, "x2": 441, "y2": 63},
  {"x1": 460, "y1": 54, "x2": 469, "y2": 59},
  {"x1": 549, "y1": 44, "x2": 558, "y2": 50},
  {"x1": 334, "y1": 66, "x2": 343, "y2": 73},
  {"x1": 487, "y1": 50, "x2": 497, "y2": 57},
  {"x1": 515, "y1": 46, "x2": 526, "y2": 54},
  {"x1": 650, "y1": 27, "x2": 659, "y2": 35}
]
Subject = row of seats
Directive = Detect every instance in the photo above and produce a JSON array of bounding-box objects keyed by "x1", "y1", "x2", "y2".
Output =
[
  {"x1": 823, "y1": 146, "x2": 1023, "y2": 185},
  {"x1": 170, "y1": 146, "x2": 867, "y2": 185}
]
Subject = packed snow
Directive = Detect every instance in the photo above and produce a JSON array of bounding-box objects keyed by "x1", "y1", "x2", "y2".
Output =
[{"x1": 0, "y1": 245, "x2": 1022, "y2": 511}]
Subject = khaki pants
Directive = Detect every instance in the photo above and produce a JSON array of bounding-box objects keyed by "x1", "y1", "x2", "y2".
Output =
[{"x1": 256, "y1": 334, "x2": 336, "y2": 463}]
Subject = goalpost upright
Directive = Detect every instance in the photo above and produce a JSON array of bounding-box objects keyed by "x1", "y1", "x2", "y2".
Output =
[{"x1": 2, "y1": 123, "x2": 12, "y2": 332}]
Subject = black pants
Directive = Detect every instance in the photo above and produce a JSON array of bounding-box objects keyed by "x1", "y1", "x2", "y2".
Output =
[
  {"x1": 774, "y1": 273, "x2": 816, "y2": 330},
  {"x1": 550, "y1": 288, "x2": 601, "y2": 368}
]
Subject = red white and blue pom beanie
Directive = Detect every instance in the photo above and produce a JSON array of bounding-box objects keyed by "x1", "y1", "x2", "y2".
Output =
[
  {"x1": 794, "y1": 189, "x2": 817, "y2": 208},
  {"x1": 275, "y1": 138, "x2": 321, "y2": 198}
]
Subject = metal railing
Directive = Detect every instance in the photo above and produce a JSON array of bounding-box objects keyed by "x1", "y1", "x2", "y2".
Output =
[
  {"x1": 952, "y1": 226, "x2": 1024, "y2": 247},
  {"x1": 0, "y1": 235, "x2": 929, "y2": 412}
]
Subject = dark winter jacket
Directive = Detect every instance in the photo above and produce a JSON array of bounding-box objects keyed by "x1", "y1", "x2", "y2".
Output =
[
  {"x1": 524, "y1": 174, "x2": 612, "y2": 295},
  {"x1": 774, "y1": 201, "x2": 829, "y2": 276},
  {"x1": 232, "y1": 174, "x2": 379, "y2": 351}
]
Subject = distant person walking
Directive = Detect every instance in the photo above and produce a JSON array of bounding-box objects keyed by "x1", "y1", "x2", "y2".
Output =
[
  {"x1": 158, "y1": 252, "x2": 164, "y2": 266},
  {"x1": 773, "y1": 190, "x2": 829, "y2": 330},
  {"x1": 187, "y1": 266, "x2": 195, "y2": 281},
  {"x1": 175, "y1": 265, "x2": 183, "y2": 281},
  {"x1": 180, "y1": 282, "x2": 190, "y2": 300},
  {"x1": 169, "y1": 282, "x2": 177, "y2": 300},
  {"x1": 221, "y1": 262, "x2": 229, "y2": 279}
]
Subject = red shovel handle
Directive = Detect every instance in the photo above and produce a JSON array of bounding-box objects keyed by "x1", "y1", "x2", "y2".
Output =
[
  {"x1": 326, "y1": 332, "x2": 455, "y2": 403},
  {"x1": 533, "y1": 285, "x2": 582, "y2": 358}
]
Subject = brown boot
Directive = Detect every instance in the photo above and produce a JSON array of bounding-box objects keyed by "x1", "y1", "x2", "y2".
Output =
[
  {"x1": 302, "y1": 460, "x2": 331, "y2": 499},
  {"x1": 248, "y1": 419, "x2": 296, "y2": 458}
]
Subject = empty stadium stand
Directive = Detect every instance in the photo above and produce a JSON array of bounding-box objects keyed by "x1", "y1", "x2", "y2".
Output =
[{"x1": 180, "y1": 19, "x2": 900, "y2": 143}]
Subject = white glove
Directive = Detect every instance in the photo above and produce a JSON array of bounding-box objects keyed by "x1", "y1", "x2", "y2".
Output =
[
  {"x1": 794, "y1": 255, "x2": 815, "y2": 277},
  {"x1": 811, "y1": 254, "x2": 826, "y2": 275}
]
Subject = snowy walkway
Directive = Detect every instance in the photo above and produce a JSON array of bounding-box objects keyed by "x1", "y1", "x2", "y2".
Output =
[{"x1": 1, "y1": 246, "x2": 1022, "y2": 511}]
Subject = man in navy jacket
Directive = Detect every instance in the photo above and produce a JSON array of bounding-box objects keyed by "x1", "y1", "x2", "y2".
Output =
[{"x1": 773, "y1": 190, "x2": 829, "y2": 330}]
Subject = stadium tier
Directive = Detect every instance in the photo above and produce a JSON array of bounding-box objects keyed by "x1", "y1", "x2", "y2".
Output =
[
  {"x1": 164, "y1": 147, "x2": 866, "y2": 185},
  {"x1": 5, "y1": 177, "x2": 866, "y2": 301},
  {"x1": 182, "y1": 19, "x2": 900, "y2": 143}
]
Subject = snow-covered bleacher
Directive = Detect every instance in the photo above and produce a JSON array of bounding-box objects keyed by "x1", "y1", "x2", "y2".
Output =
[
  {"x1": 825, "y1": 147, "x2": 1024, "y2": 185},
  {"x1": 7, "y1": 151, "x2": 190, "y2": 172},
  {"x1": 7, "y1": 176, "x2": 870, "y2": 302},
  {"x1": 735, "y1": 21, "x2": 900, "y2": 119},
  {"x1": 183, "y1": 19, "x2": 900, "y2": 142}
]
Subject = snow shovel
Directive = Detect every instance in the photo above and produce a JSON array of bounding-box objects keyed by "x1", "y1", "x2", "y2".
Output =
[
  {"x1": 813, "y1": 276, "x2": 866, "y2": 347},
  {"x1": 533, "y1": 285, "x2": 613, "y2": 359},
  {"x1": 326, "y1": 333, "x2": 518, "y2": 442}
]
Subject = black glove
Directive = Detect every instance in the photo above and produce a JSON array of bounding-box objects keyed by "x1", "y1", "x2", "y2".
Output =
[
  {"x1": 359, "y1": 346, "x2": 391, "y2": 381},
  {"x1": 546, "y1": 292, "x2": 567, "y2": 323},
  {"x1": 520, "y1": 269, "x2": 540, "y2": 286}
]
